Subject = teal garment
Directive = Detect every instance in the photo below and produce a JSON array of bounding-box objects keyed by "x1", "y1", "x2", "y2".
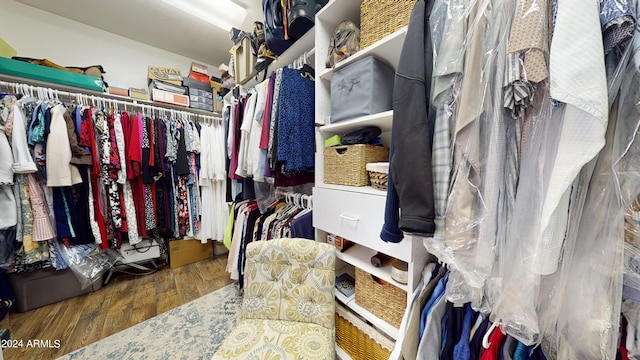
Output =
[
  {"x1": 513, "y1": 342, "x2": 532, "y2": 360},
  {"x1": 30, "y1": 103, "x2": 46, "y2": 144},
  {"x1": 61, "y1": 188, "x2": 76, "y2": 238}
]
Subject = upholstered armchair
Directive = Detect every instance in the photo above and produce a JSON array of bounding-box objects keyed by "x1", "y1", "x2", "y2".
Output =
[{"x1": 212, "y1": 238, "x2": 336, "y2": 360}]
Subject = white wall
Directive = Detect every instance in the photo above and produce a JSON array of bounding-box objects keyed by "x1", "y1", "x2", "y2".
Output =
[{"x1": 0, "y1": 0, "x2": 217, "y2": 89}]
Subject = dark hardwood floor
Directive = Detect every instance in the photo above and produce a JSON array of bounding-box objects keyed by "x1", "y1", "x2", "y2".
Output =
[{"x1": 0, "y1": 254, "x2": 233, "y2": 360}]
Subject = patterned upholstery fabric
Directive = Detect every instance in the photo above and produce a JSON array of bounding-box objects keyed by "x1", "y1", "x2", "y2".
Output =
[{"x1": 213, "y1": 238, "x2": 336, "y2": 360}]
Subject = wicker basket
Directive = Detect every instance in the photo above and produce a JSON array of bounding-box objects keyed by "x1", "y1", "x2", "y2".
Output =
[
  {"x1": 324, "y1": 145, "x2": 389, "y2": 186},
  {"x1": 354, "y1": 267, "x2": 406, "y2": 328},
  {"x1": 360, "y1": 0, "x2": 415, "y2": 49},
  {"x1": 336, "y1": 303, "x2": 394, "y2": 360},
  {"x1": 366, "y1": 162, "x2": 389, "y2": 191}
]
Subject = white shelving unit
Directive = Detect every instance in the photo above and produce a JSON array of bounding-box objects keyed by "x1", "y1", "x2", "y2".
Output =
[
  {"x1": 318, "y1": 110, "x2": 394, "y2": 133},
  {"x1": 312, "y1": 0, "x2": 429, "y2": 357},
  {"x1": 316, "y1": 183, "x2": 387, "y2": 196},
  {"x1": 336, "y1": 345, "x2": 352, "y2": 360},
  {"x1": 318, "y1": 27, "x2": 407, "y2": 82}
]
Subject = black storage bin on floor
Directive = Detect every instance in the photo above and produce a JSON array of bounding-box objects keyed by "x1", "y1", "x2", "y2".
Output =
[{"x1": 330, "y1": 56, "x2": 395, "y2": 123}]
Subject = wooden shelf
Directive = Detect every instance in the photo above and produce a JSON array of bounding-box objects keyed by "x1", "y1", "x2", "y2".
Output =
[{"x1": 318, "y1": 110, "x2": 393, "y2": 134}]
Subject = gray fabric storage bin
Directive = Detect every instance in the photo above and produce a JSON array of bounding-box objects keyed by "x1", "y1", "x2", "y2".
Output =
[{"x1": 331, "y1": 56, "x2": 395, "y2": 123}]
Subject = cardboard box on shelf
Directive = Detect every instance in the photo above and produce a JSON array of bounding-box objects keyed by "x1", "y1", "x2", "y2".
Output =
[
  {"x1": 188, "y1": 71, "x2": 209, "y2": 83},
  {"x1": 0, "y1": 37, "x2": 16, "y2": 58},
  {"x1": 151, "y1": 88, "x2": 189, "y2": 107},
  {"x1": 210, "y1": 80, "x2": 222, "y2": 93},
  {"x1": 108, "y1": 85, "x2": 128, "y2": 97},
  {"x1": 169, "y1": 239, "x2": 213, "y2": 268},
  {"x1": 129, "y1": 87, "x2": 149, "y2": 100},
  {"x1": 150, "y1": 79, "x2": 187, "y2": 94},
  {"x1": 148, "y1": 66, "x2": 183, "y2": 86},
  {"x1": 190, "y1": 61, "x2": 209, "y2": 76}
]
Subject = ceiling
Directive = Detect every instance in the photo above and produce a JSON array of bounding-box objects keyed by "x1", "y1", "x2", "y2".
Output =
[{"x1": 16, "y1": 0, "x2": 264, "y2": 70}]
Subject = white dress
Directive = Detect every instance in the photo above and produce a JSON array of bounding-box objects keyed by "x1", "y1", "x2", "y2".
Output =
[{"x1": 198, "y1": 123, "x2": 229, "y2": 242}]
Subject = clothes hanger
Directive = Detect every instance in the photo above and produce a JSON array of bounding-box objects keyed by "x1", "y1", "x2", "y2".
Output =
[
  {"x1": 482, "y1": 321, "x2": 500, "y2": 349},
  {"x1": 304, "y1": 195, "x2": 313, "y2": 211},
  {"x1": 294, "y1": 194, "x2": 312, "y2": 217},
  {"x1": 282, "y1": 193, "x2": 302, "y2": 217},
  {"x1": 305, "y1": 195, "x2": 313, "y2": 210},
  {"x1": 299, "y1": 52, "x2": 315, "y2": 81}
]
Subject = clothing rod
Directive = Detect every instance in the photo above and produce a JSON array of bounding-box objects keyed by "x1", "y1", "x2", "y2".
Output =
[
  {"x1": 0, "y1": 75, "x2": 222, "y2": 121},
  {"x1": 274, "y1": 189, "x2": 313, "y2": 209}
]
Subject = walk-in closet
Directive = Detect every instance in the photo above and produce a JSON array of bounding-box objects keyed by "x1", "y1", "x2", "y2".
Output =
[{"x1": 1, "y1": 0, "x2": 639, "y2": 359}]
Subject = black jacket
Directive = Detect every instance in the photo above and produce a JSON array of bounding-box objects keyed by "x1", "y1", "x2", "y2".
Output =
[{"x1": 381, "y1": 0, "x2": 436, "y2": 242}]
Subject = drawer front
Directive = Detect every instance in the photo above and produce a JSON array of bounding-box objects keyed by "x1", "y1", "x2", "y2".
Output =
[{"x1": 313, "y1": 187, "x2": 410, "y2": 261}]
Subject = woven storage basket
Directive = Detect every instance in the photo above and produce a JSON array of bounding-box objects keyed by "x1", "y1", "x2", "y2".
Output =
[
  {"x1": 336, "y1": 303, "x2": 394, "y2": 360},
  {"x1": 360, "y1": 0, "x2": 415, "y2": 49},
  {"x1": 324, "y1": 145, "x2": 389, "y2": 186},
  {"x1": 366, "y1": 162, "x2": 389, "y2": 191},
  {"x1": 354, "y1": 267, "x2": 406, "y2": 328}
]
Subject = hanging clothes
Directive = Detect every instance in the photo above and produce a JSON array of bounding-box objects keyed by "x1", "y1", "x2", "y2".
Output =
[
  {"x1": 198, "y1": 122, "x2": 228, "y2": 243},
  {"x1": 27, "y1": 174, "x2": 55, "y2": 242},
  {"x1": 224, "y1": 193, "x2": 314, "y2": 289},
  {"x1": 275, "y1": 67, "x2": 315, "y2": 174},
  {"x1": 10, "y1": 102, "x2": 37, "y2": 174}
]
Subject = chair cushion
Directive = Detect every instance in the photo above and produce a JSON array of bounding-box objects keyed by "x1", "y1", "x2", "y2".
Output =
[
  {"x1": 242, "y1": 238, "x2": 336, "y2": 329},
  {"x1": 212, "y1": 319, "x2": 334, "y2": 360}
]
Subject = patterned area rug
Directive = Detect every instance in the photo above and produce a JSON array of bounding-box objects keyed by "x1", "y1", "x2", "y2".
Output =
[{"x1": 57, "y1": 283, "x2": 242, "y2": 360}]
